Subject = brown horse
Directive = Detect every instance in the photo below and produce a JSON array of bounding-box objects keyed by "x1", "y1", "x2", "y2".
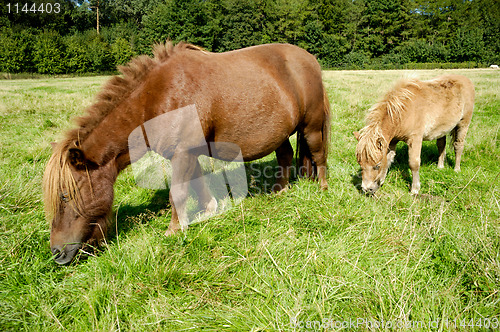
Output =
[
  {"x1": 354, "y1": 75, "x2": 474, "y2": 195},
  {"x1": 43, "y1": 42, "x2": 330, "y2": 264}
]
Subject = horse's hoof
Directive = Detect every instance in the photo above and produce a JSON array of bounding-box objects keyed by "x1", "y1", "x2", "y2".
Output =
[
  {"x1": 205, "y1": 197, "x2": 218, "y2": 214},
  {"x1": 165, "y1": 226, "x2": 183, "y2": 237}
]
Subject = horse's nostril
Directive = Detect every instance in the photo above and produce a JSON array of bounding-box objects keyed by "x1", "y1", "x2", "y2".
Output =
[{"x1": 51, "y1": 247, "x2": 62, "y2": 258}]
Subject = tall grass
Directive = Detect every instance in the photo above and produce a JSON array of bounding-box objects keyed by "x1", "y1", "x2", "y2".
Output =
[{"x1": 0, "y1": 69, "x2": 499, "y2": 331}]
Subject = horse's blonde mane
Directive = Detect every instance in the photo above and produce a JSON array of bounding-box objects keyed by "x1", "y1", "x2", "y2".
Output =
[
  {"x1": 43, "y1": 41, "x2": 202, "y2": 222},
  {"x1": 366, "y1": 78, "x2": 421, "y2": 124},
  {"x1": 43, "y1": 142, "x2": 83, "y2": 221},
  {"x1": 355, "y1": 123, "x2": 386, "y2": 164}
]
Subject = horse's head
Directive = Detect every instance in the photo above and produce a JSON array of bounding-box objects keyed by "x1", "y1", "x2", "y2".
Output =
[
  {"x1": 43, "y1": 144, "x2": 116, "y2": 265},
  {"x1": 354, "y1": 128, "x2": 392, "y2": 195}
]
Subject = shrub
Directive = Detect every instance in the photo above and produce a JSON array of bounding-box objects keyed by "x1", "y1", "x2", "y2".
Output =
[
  {"x1": 111, "y1": 37, "x2": 135, "y2": 66},
  {"x1": 64, "y1": 34, "x2": 91, "y2": 73},
  {"x1": 343, "y1": 51, "x2": 370, "y2": 69},
  {"x1": 33, "y1": 31, "x2": 66, "y2": 74},
  {"x1": 0, "y1": 28, "x2": 36, "y2": 73}
]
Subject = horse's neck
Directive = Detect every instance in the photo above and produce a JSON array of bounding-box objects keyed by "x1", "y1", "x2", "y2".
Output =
[
  {"x1": 79, "y1": 106, "x2": 140, "y2": 167},
  {"x1": 377, "y1": 116, "x2": 397, "y2": 144}
]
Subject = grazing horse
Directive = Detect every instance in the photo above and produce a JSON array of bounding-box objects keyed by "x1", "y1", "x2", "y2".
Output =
[
  {"x1": 43, "y1": 42, "x2": 330, "y2": 264},
  {"x1": 354, "y1": 75, "x2": 474, "y2": 195}
]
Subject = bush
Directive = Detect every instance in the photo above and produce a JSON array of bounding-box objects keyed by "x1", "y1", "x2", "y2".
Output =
[
  {"x1": 343, "y1": 51, "x2": 370, "y2": 69},
  {"x1": 397, "y1": 39, "x2": 448, "y2": 63},
  {"x1": 33, "y1": 31, "x2": 66, "y2": 74},
  {"x1": 0, "y1": 28, "x2": 36, "y2": 73},
  {"x1": 64, "y1": 34, "x2": 91, "y2": 73},
  {"x1": 84, "y1": 31, "x2": 113, "y2": 72},
  {"x1": 111, "y1": 37, "x2": 135, "y2": 66}
]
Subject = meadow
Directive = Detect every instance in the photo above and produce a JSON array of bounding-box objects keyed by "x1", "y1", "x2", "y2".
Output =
[{"x1": 0, "y1": 69, "x2": 498, "y2": 331}]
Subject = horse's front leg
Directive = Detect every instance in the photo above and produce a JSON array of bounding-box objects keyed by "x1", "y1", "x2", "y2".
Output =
[
  {"x1": 407, "y1": 137, "x2": 423, "y2": 195},
  {"x1": 165, "y1": 151, "x2": 197, "y2": 236}
]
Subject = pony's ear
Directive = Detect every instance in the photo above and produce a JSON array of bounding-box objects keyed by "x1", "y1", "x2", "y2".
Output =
[
  {"x1": 50, "y1": 142, "x2": 58, "y2": 151},
  {"x1": 376, "y1": 137, "x2": 385, "y2": 150},
  {"x1": 68, "y1": 148, "x2": 87, "y2": 169},
  {"x1": 353, "y1": 131, "x2": 360, "y2": 141}
]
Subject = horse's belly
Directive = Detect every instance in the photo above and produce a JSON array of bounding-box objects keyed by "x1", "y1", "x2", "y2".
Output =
[
  {"x1": 214, "y1": 131, "x2": 291, "y2": 161},
  {"x1": 422, "y1": 116, "x2": 460, "y2": 141}
]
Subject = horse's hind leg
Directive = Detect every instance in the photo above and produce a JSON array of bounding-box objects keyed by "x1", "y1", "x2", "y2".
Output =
[
  {"x1": 452, "y1": 117, "x2": 472, "y2": 172},
  {"x1": 437, "y1": 136, "x2": 446, "y2": 169},
  {"x1": 298, "y1": 134, "x2": 314, "y2": 179},
  {"x1": 274, "y1": 139, "x2": 293, "y2": 192},
  {"x1": 302, "y1": 130, "x2": 328, "y2": 190}
]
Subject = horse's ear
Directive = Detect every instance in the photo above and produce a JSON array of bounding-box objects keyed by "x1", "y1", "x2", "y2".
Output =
[
  {"x1": 50, "y1": 142, "x2": 58, "y2": 151},
  {"x1": 376, "y1": 137, "x2": 385, "y2": 150},
  {"x1": 353, "y1": 131, "x2": 360, "y2": 141},
  {"x1": 68, "y1": 148, "x2": 87, "y2": 169}
]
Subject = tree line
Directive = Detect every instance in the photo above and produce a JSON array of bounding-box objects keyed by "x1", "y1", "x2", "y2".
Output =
[{"x1": 1, "y1": 0, "x2": 498, "y2": 74}]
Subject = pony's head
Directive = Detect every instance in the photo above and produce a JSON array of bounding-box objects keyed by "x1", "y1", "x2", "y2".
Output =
[
  {"x1": 43, "y1": 142, "x2": 116, "y2": 265},
  {"x1": 354, "y1": 125, "x2": 393, "y2": 195}
]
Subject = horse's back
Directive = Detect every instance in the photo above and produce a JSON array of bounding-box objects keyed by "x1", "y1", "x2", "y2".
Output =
[
  {"x1": 156, "y1": 44, "x2": 326, "y2": 160},
  {"x1": 398, "y1": 75, "x2": 474, "y2": 141}
]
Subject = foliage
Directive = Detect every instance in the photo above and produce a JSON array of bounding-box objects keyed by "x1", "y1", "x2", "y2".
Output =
[{"x1": 0, "y1": 0, "x2": 498, "y2": 73}]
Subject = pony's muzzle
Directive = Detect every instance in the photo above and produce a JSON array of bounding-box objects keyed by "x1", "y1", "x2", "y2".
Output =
[
  {"x1": 51, "y1": 243, "x2": 81, "y2": 265},
  {"x1": 361, "y1": 182, "x2": 379, "y2": 196}
]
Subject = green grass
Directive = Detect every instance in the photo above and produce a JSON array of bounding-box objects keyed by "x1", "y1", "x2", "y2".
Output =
[{"x1": 0, "y1": 69, "x2": 499, "y2": 331}]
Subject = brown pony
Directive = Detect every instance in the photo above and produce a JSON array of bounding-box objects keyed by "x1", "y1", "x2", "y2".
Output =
[
  {"x1": 354, "y1": 75, "x2": 474, "y2": 195},
  {"x1": 43, "y1": 42, "x2": 330, "y2": 264}
]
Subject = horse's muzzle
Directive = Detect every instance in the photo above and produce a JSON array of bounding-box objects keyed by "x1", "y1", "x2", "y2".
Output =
[{"x1": 51, "y1": 243, "x2": 81, "y2": 265}]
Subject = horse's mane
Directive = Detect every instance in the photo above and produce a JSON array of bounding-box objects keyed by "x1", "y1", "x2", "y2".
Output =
[
  {"x1": 356, "y1": 78, "x2": 421, "y2": 163},
  {"x1": 355, "y1": 123, "x2": 386, "y2": 164},
  {"x1": 43, "y1": 41, "x2": 203, "y2": 221},
  {"x1": 366, "y1": 78, "x2": 420, "y2": 124}
]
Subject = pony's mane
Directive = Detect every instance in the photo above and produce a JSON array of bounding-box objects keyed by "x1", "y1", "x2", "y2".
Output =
[
  {"x1": 355, "y1": 123, "x2": 386, "y2": 164},
  {"x1": 356, "y1": 78, "x2": 421, "y2": 163},
  {"x1": 366, "y1": 78, "x2": 421, "y2": 124},
  {"x1": 43, "y1": 41, "x2": 203, "y2": 221}
]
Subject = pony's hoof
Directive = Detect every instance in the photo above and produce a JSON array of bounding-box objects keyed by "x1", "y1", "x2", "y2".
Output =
[
  {"x1": 165, "y1": 225, "x2": 184, "y2": 237},
  {"x1": 454, "y1": 167, "x2": 461, "y2": 172},
  {"x1": 205, "y1": 197, "x2": 218, "y2": 215}
]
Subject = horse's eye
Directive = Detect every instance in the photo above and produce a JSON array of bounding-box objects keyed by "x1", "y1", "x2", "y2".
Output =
[
  {"x1": 60, "y1": 192, "x2": 70, "y2": 203},
  {"x1": 373, "y1": 164, "x2": 381, "y2": 171}
]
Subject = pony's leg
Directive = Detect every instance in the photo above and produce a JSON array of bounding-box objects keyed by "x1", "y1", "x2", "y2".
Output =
[
  {"x1": 381, "y1": 140, "x2": 398, "y2": 186},
  {"x1": 303, "y1": 131, "x2": 328, "y2": 190},
  {"x1": 453, "y1": 119, "x2": 472, "y2": 172},
  {"x1": 387, "y1": 140, "x2": 398, "y2": 169},
  {"x1": 274, "y1": 139, "x2": 293, "y2": 192},
  {"x1": 298, "y1": 135, "x2": 314, "y2": 179},
  {"x1": 165, "y1": 152, "x2": 197, "y2": 236},
  {"x1": 191, "y1": 158, "x2": 217, "y2": 215},
  {"x1": 437, "y1": 136, "x2": 446, "y2": 169},
  {"x1": 407, "y1": 137, "x2": 423, "y2": 195}
]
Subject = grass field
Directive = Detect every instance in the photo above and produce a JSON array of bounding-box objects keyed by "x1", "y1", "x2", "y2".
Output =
[{"x1": 0, "y1": 69, "x2": 499, "y2": 331}]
